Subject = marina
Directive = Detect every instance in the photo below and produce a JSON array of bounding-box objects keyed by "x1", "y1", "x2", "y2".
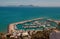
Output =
[{"x1": 8, "y1": 18, "x2": 60, "y2": 33}]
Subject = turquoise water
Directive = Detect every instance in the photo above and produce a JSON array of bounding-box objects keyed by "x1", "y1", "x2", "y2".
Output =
[{"x1": 0, "y1": 7, "x2": 60, "y2": 32}]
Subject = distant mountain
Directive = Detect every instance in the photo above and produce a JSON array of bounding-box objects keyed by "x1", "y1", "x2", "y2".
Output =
[{"x1": 19, "y1": 5, "x2": 35, "y2": 7}]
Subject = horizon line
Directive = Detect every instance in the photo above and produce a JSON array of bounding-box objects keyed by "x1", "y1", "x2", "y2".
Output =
[{"x1": 0, "y1": 5, "x2": 60, "y2": 7}]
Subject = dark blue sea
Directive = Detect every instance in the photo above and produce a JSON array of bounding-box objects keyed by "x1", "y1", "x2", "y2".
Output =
[{"x1": 0, "y1": 7, "x2": 60, "y2": 32}]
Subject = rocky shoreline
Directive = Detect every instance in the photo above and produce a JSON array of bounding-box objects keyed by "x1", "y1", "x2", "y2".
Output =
[{"x1": 0, "y1": 28, "x2": 56, "y2": 39}]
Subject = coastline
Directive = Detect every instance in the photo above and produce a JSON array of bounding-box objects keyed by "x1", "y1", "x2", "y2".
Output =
[{"x1": 0, "y1": 18, "x2": 60, "y2": 39}]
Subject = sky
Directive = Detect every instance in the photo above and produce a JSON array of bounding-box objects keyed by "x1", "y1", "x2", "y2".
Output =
[{"x1": 0, "y1": 0, "x2": 60, "y2": 7}]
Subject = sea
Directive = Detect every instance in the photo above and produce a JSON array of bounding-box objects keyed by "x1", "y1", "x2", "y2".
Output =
[{"x1": 0, "y1": 7, "x2": 60, "y2": 33}]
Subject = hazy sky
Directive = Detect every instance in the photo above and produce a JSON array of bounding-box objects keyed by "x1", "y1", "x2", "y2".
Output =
[{"x1": 0, "y1": 0, "x2": 60, "y2": 7}]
